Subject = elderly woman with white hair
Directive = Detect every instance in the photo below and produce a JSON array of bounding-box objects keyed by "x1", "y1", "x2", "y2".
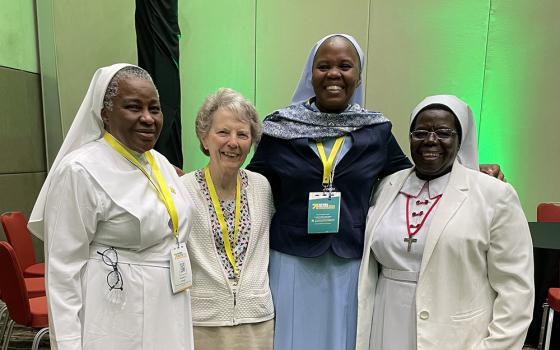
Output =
[
  {"x1": 29, "y1": 64, "x2": 195, "y2": 350},
  {"x1": 356, "y1": 95, "x2": 534, "y2": 350},
  {"x1": 181, "y1": 88, "x2": 275, "y2": 350}
]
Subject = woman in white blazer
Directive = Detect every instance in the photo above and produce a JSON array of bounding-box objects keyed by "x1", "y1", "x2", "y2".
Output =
[
  {"x1": 356, "y1": 95, "x2": 534, "y2": 350},
  {"x1": 181, "y1": 88, "x2": 275, "y2": 350}
]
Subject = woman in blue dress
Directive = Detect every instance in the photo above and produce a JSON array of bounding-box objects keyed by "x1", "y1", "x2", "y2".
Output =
[{"x1": 247, "y1": 33, "x2": 411, "y2": 350}]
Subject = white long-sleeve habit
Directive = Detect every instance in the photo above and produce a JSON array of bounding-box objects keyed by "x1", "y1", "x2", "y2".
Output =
[{"x1": 43, "y1": 139, "x2": 195, "y2": 350}]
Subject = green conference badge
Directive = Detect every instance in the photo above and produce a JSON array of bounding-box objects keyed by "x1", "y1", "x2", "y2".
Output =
[{"x1": 307, "y1": 192, "x2": 341, "y2": 234}]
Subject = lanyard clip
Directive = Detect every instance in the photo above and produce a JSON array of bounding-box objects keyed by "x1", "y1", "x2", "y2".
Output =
[
  {"x1": 322, "y1": 169, "x2": 336, "y2": 198},
  {"x1": 323, "y1": 185, "x2": 335, "y2": 199}
]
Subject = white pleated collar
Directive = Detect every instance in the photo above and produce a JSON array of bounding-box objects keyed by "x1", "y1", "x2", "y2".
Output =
[{"x1": 400, "y1": 171, "x2": 450, "y2": 199}]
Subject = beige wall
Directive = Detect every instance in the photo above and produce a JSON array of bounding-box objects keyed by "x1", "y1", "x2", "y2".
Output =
[
  {"x1": 51, "y1": 0, "x2": 138, "y2": 134},
  {"x1": 36, "y1": 0, "x2": 137, "y2": 167},
  {"x1": 0, "y1": 0, "x2": 137, "y2": 260},
  {"x1": 0, "y1": 66, "x2": 45, "y2": 258},
  {"x1": 0, "y1": 0, "x2": 43, "y2": 257}
]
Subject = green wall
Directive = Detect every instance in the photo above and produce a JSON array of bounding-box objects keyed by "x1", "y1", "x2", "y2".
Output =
[
  {"x1": 1, "y1": 0, "x2": 558, "y2": 226},
  {"x1": 366, "y1": 0, "x2": 489, "y2": 148},
  {"x1": 0, "y1": 0, "x2": 38, "y2": 72},
  {"x1": 179, "y1": 0, "x2": 560, "y2": 220},
  {"x1": 478, "y1": 0, "x2": 560, "y2": 220},
  {"x1": 179, "y1": 0, "x2": 256, "y2": 171}
]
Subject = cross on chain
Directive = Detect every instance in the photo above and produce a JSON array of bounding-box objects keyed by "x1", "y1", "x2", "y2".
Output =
[{"x1": 404, "y1": 237, "x2": 417, "y2": 252}]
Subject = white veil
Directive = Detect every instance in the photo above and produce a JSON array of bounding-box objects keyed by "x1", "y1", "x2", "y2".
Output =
[
  {"x1": 28, "y1": 63, "x2": 135, "y2": 239},
  {"x1": 291, "y1": 33, "x2": 365, "y2": 106},
  {"x1": 409, "y1": 95, "x2": 479, "y2": 170}
]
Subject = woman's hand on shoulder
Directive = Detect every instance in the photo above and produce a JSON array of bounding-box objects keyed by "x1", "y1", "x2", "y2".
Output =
[{"x1": 479, "y1": 164, "x2": 505, "y2": 182}]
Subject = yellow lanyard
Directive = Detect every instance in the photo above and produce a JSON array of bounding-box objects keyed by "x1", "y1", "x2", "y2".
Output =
[
  {"x1": 103, "y1": 132, "x2": 179, "y2": 241},
  {"x1": 316, "y1": 136, "x2": 345, "y2": 187},
  {"x1": 204, "y1": 167, "x2": 241, "y2": 278}
]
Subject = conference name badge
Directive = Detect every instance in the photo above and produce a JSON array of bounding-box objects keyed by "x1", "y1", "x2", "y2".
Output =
[
  {"x1": 170, "y1": 243, "x2": 192, "y2": 294},
  {"x1": 307, "y1": 192, "x2": 341, "y2": 234}
]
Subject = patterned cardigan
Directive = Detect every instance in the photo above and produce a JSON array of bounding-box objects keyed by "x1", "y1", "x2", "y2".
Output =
[{"x1": 181, "y1": 169, "x2": 275, "y2": 326}]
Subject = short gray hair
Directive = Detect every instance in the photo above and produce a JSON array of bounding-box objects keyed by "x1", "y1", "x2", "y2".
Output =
[
  {"x1": 195, "y1": 88, "x2": 262, "y2": 156},
  {"x1": 102, "y1": 66, "x2": 157, "y2": 112}
]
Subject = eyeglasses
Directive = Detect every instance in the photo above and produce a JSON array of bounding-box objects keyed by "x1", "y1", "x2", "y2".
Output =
[
  {"x1": 97, "y1": 247, "x2": 124, "y2": 291},
  {"x1": 410, "y1": 128, "x2": 457, "y2": 141}
]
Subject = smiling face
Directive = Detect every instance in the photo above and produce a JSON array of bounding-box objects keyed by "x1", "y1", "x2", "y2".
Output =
[
  {"x1": 101, "y1": 77, "x2": 162, "y2": 153},
  {"x1": 311, "y1": 36, "x2": 361, "y2": 113},
  {"x1": 410, "y1": 108, "x2": 460, "y2": 180},
  {"x1": 202, "y1": 108, "x2": 253, "y2": 175}
]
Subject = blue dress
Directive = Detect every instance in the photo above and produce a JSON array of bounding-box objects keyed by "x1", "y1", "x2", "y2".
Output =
[
  {"x1": 270, "y1": 249, "x2": 360, "y2": 349},
  {"x1": 269, "y1": 138, "x2": 360, "y2": 350}
]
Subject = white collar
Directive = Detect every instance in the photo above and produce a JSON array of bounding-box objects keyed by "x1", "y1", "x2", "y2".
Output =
[
  {"x1": 99, "y1": 137, "x2": 148, "y2": 166},
  {"x1": 400, "y1": 171, "x2": 450, "y2": 199}
]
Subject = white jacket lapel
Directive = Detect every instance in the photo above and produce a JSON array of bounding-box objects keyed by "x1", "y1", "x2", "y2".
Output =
[
  {"x1": 364, "y1": 168, "x2": 413, "y2": 249},
  {"x1": 419, "y1": 161, "x2": 469, "y2": 275}
]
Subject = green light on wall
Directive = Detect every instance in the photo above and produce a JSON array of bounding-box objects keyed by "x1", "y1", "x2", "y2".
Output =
[
  {"x1": 179, "y1": 0, "x2": 256, "y2": 172},
  {"x1": 478, "y1": 1, "x2": 532, "y2": 180}
]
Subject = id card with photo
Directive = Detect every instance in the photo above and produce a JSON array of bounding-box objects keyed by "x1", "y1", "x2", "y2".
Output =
[
  {"x1": 170, "y1": 243, "x2": 192, "y2": 294},
  {"x1": 307, "y1": 192, "x2": 341, "y2": 234}
]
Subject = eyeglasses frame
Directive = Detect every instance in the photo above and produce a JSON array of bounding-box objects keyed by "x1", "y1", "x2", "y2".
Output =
[
  {"x1": 410, "y1": 128, "x2": 457, "y2": 141},
  {"x1": 96, "y1": 247, "x2": 124, "y2": 291}
]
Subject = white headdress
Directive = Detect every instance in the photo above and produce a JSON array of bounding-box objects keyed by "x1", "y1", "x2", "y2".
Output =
[
  {"x1": 291, "y1": 33, "x2": 365, "y2": 106},
  {"x1": 28, "y1": 63, "x2": 135, "y2": 239},
  {"x1": 409, "y1": 95, "x2": 479, "y2": 170}
]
